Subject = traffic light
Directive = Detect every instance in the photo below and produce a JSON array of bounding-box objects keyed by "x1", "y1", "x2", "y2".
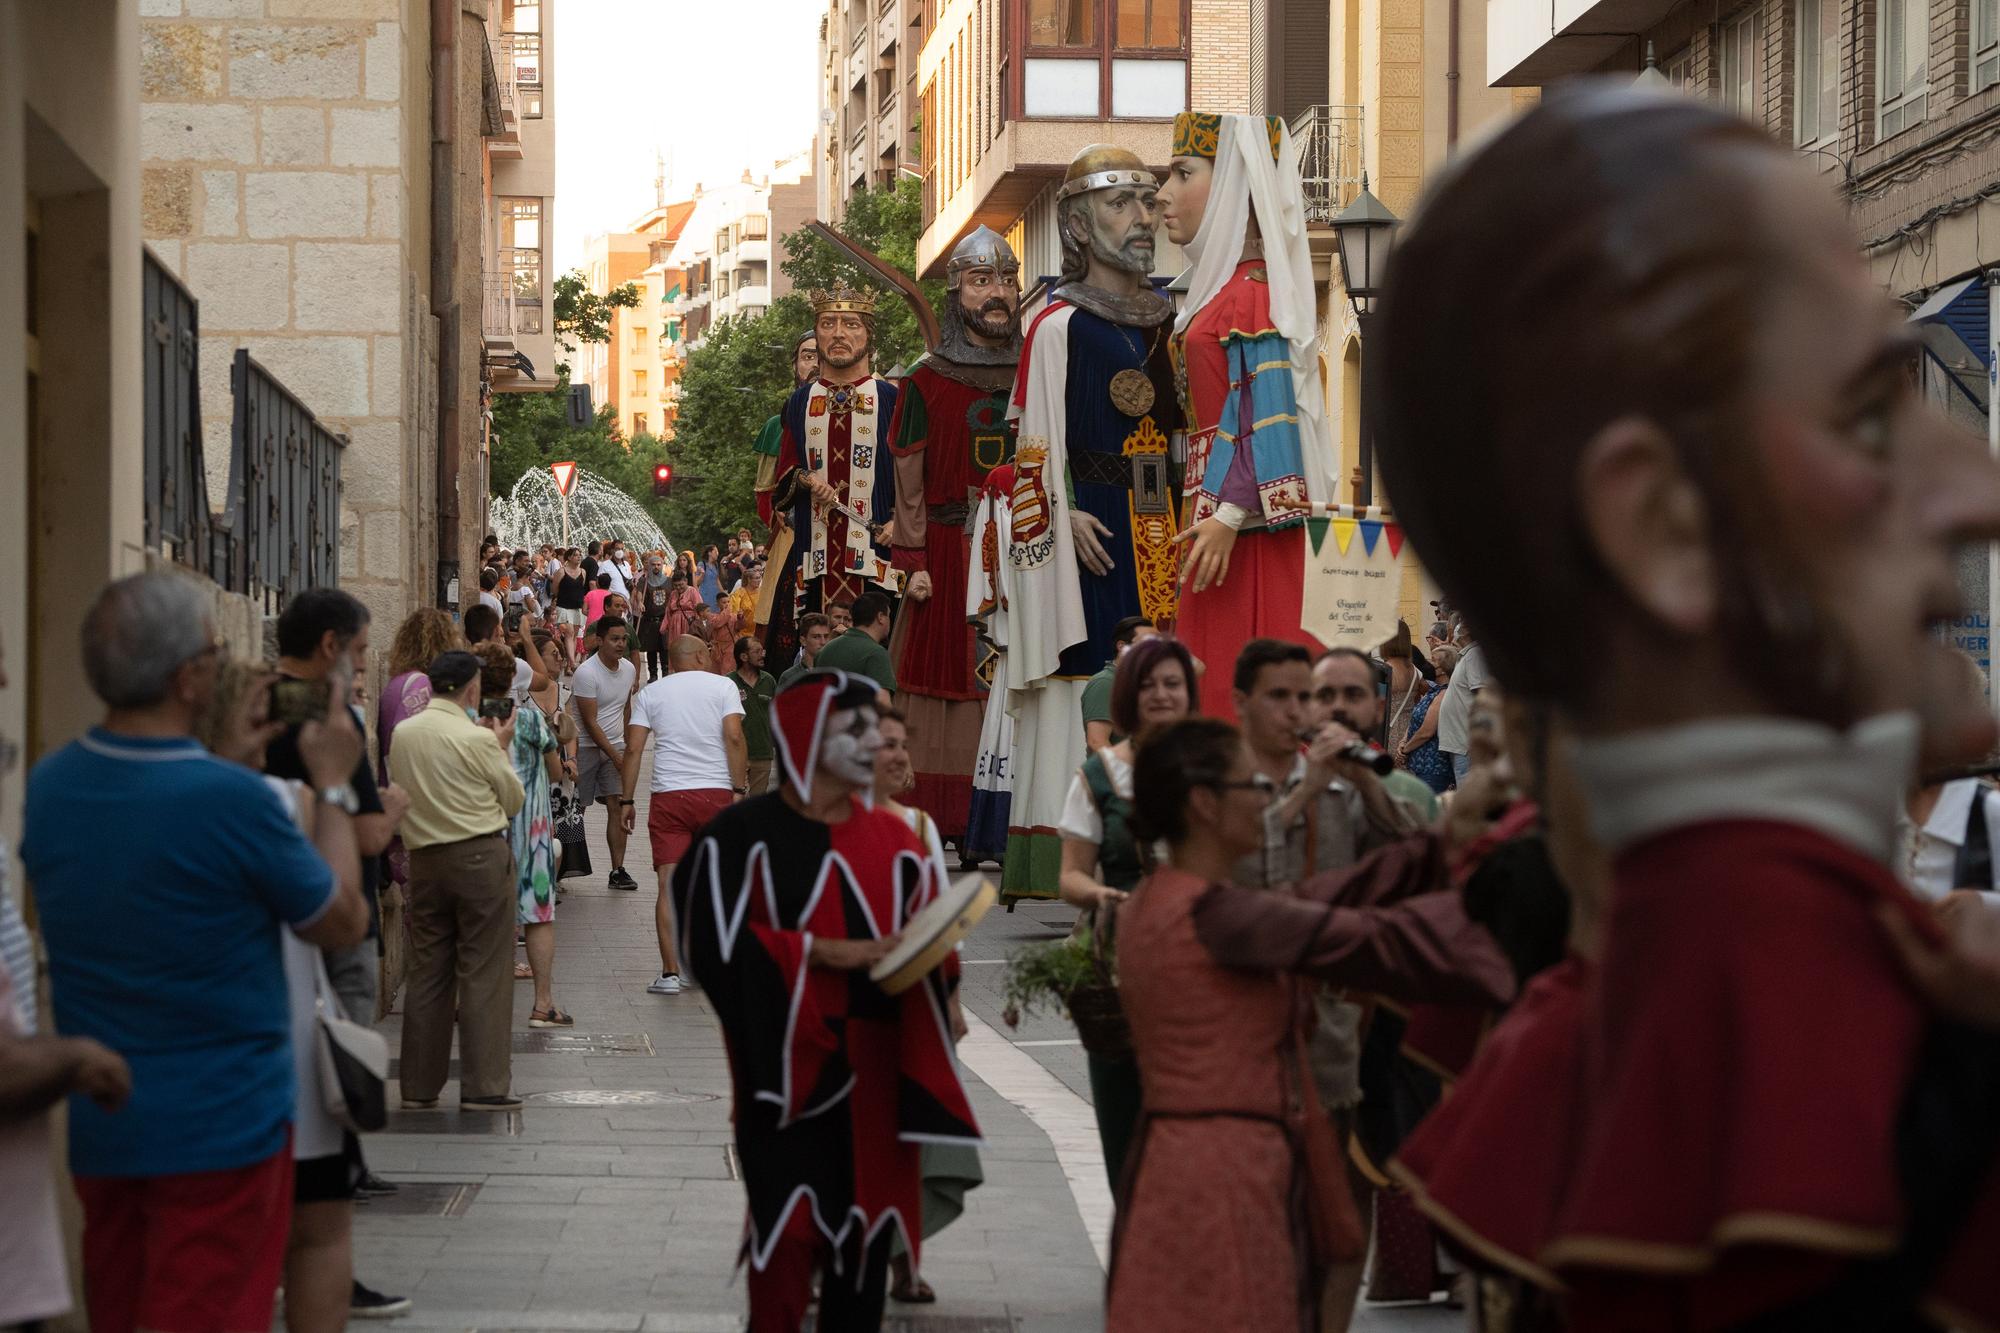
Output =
[{"x1": 651, "y1": 462, "x2": 673, "y2": 497}]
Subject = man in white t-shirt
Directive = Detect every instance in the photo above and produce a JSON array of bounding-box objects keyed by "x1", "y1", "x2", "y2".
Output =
[
  {"x1": 571, "y1": 619, "x2": 641, "y2": 893},
  {"x1": 619, "y1": 634, "x2": 747, "y2": 996},
  {"x1": 1435, "y1": 631, "x2": 1489, "y2": 783}
]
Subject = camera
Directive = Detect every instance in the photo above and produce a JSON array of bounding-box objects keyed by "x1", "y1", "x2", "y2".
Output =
[
  {"x1": 268, "y1": 677, "x2": 330, "y2": 727},
  {"x1": 478, "y1": 696, "x2": 516, "y2": 722}
]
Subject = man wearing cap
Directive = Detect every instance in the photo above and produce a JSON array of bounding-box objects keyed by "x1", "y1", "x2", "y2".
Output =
[
  {"x1": 673, "y1": 670, "x2": 981, "y2": 1332},
  {"x1": 885, "y1": 225, "x2": 1024, "y2": 840},
  {"x1": 764, "y1": 290, "x2": 902, "y2": 671},
  {"x1": 988, "y1": 143, "x2": 1181, "y2": 905}
]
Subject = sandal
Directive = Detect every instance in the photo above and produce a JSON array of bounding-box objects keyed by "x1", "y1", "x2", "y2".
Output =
[
  {"x1": 528, "y1": 1006, "x2": 574, "y2": 1028},
  {"x1": 514, "y1": 962, "x2": 533, "y2": 980},
  {"x1": 890, "y1": 1274, "x2": 936, "y2": 1304}
]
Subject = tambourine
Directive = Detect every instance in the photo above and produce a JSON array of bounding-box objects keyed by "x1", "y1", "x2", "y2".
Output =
[{"x1": 870, "y1": 874, "x2": 997, "y2": 995}]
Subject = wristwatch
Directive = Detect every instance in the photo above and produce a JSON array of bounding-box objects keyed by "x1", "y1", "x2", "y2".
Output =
[{"x1": 318, "y1": 783, "x2": 361, "y2": 815}]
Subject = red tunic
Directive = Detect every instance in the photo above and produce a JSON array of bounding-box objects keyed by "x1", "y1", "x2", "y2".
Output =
[{"x1": 1171, "y1": 262, "x2": 1318, "y2": 720}]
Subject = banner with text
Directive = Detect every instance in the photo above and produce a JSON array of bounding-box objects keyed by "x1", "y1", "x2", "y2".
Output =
[{"x1": 1300, "y1": 514, "x2": 1405, "y2": 651}]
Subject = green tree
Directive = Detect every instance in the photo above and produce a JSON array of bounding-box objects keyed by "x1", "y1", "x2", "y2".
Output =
[
  {"x1": 488, "y1": 370, "x2": 679, "y2": 542},
  {"x1": 551, "y1": 269, "x2": 640, "y2": 374},
  {"x1": 779, "y1": 176, "x2": 941, "y2": 375}
]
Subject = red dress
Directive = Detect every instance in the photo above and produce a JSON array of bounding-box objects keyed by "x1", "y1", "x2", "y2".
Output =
[{"x1": 1172, "y1": 261, "x2": 1320, "y2": 720}]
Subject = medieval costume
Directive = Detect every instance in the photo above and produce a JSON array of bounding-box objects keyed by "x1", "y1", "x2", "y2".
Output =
[
  {"x1": 886, "y1": 227, "x2": 1021, "y2": 841},
  {"x1": 963, "y1": 466, "x2": 1016, "y2": 864},
  {"x1": 672, "y1": 671, "x2": 982, "y2": 1333},
  {"x1": 1107, "y1": 849, "x2": 1513, "y2": 1333},
  {"x1": 1169, "y1": 113, "x2": 1334, "y2": 719},
  {"x1": 996, "y1": 146, "x2": 1181, "y2": 905}
]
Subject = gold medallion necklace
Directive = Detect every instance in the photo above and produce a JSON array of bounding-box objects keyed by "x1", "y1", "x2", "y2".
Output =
[{"x1": 1108, "y1": 322, "x2": 1157, "y2": 419}]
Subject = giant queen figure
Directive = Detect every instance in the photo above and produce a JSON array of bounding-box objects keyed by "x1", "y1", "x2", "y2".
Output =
[
  {"x1": 886, "y1": 226, "x2": 1023, "y2": 843},
  {"x1": 996, "y1": 145, "x2": 1181, "y2": 904},
  {"x1": 763, "y1": 287, "x2": 901, "y2": 667},
  {"x1": 1156, "y1": 112, "x2": 1338, "y2": 718}
]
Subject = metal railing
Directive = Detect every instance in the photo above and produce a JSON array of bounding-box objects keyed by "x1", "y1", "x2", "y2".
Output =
[
  {"x1": 1291, "y1": 104, "x2": 1367, "y2": 225},
  {"x1": 226, "y1": 349, "x2": 346, "y2": 612},
  {"x1": 492, "y1": 31, "x2": 518, "y2": 118},
  {"x1": 483, "y1": 270, "x2": 520, "y2": 336},
  {"x1": 142, "y1": 250, "x2": 224, "y2": 582}
]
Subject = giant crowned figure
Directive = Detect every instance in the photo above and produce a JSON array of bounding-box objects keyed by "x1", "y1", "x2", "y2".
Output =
[
  {"x1": 1157, "y1": 112, "x2": 1337, "y2": 718},
  {"x1": 996, "y1": 145, "x2": 1181, "y2": 904},
  {"x1": 765, "y1": 287, "x2": 901, "y2": 665},
  {"x1": 885, "y1": 226, "x2": 1023, "y2": 843}
]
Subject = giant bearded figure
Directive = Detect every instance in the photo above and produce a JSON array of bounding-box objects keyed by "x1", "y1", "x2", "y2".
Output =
[
  {"x1": 1157, "y1": 112, "x2": 1336, "y2": 718},
  {"x1": 886, "y1": 226, "x2": 1023, "y2": 839},
  {"x1": 765, "y1": 289, "x2": 901, "y2": 664},
  {"x1": 994, "y1": 145, "x2": 1181, "y2": 904}
]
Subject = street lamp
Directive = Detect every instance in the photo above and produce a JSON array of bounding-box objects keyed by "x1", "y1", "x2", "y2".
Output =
[{"x1": 1330, "y1": 173, "x2": 1402, "y2": 505}]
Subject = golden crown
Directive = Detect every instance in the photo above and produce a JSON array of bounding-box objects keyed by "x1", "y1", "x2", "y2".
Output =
[{"x1": 809, "y1": 286, "x2": 879, "y2": 318}]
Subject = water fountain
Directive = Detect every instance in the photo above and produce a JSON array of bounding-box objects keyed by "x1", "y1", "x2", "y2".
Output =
[{"x1": 489, "y1": 464, "x2": 673, "y2": 554}]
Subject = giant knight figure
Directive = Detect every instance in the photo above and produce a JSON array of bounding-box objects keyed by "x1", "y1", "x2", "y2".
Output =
[
  {"x1": 886, "y1": 226, "x2": 1022, "y2": 847},
  {"x1": 993, "y1": 145, "x2": 1181, "y2": 905}
]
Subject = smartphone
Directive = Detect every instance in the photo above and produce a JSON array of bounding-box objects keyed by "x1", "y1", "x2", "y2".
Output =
[
  {"x1": 268, "y1": 677, "x2": 330, "y2": 727},
  {"x1": 479, "y1": 696, "x2": 516, "y2": 721}
]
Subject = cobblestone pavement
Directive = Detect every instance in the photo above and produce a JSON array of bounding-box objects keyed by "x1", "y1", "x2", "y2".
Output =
[{"x1": 342, "y1": 779, "x2": 1459, "y2": 1331}]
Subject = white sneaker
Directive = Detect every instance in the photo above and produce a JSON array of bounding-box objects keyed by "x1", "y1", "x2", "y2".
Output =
[{"x1": 647, "y1": 972, "x2": 683, "y2": 996}]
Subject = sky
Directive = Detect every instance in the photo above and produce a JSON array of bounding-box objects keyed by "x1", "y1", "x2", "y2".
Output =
[{"x1": 553, "y1": 0, "x2": 819, "y2": 274}]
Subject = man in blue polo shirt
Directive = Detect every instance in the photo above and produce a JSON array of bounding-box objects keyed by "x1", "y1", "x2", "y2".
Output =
[{"x1": 22, "y1": 572, "x2": 368, "y2": 1333}]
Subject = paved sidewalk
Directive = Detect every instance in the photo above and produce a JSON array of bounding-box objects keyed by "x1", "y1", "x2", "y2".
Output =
[{"x1": 351, "y1": 789, "x2": 1106, "y2": 1332}]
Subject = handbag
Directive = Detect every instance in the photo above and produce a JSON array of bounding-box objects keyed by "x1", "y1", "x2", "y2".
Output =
[
  {"x1": 1065, "y1": 902, "x2": 1132, "y2": 1059},
  {"x1": 312, "y1": 951, "x2": 389, "y2": 1133}
]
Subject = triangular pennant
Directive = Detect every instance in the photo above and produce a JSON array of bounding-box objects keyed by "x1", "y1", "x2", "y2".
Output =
[
  {"x1": 1332, "y1": 517, "x2": 1358, "y2": 556},
  {"x1": 1358, "y1": 519, "x2": 1382, "y2": 557},
  {"x1": 1306, "y1": 515, "x2": 1331, "y2": 556},
  {"x1": 1385, "y1": 523, "x2": 1405, "y2": 558}
]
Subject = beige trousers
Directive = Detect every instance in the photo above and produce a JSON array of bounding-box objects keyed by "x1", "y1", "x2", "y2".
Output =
[{"x1": 399, "y1": 831, "x2": 517, "y2": 1101}]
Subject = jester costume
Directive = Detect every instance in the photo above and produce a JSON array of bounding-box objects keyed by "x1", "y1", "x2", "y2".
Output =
[
  {"x1": 886, "y1": 226, "x2": 1021, "y2": 841},
  {"x1": 672, "y1": 671, "x2": 981, "y2": 1333},
  {"x1": 1169, "y1": 113, "x2": 1336, "y2": 720}
]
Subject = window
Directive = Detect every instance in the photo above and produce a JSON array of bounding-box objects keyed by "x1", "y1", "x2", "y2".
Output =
[
  {"x1": 632, "y1": 370, "x2": 648, "y2": 395},
  {"x1": 1028, "y1": 0, "x2": 1094, "y2": 46},
  {"x1": 1979, "y1": 0, "x2": 2000, "y2": 91},
  {"x1": 500, "y1": 197, "x2": 542, "y2": 331},
  {"x1": 633, "y1": 414, "x2": 648, "y2": 435},
  {"x1": 1879, "y1": 0, "x2": 1929, "y2": 137},
  {"x1": 1718, "y1": 11, "x2": 1762, "y2": 121},
  {"x1": 742, "y1": 213, "x2": 769, "y2": 240},
  {"x1": 1116, "y1": 0, "x2": 1180, "y2": 47},
  {"x1": 716, "y1": 227, "x2": 730, "y2": 254},
  {"x1": 1664, "y1": 44, "x2": 1695, "y2": 91},
  {"x1": 1796, "y1": 0, "x2": 1840, "y2": 143},
  {"x1": 631, "y1": 325, "x2": 647, "y2": 352},
  {"x1": 509, "y1": 1, "x2": 543, "y2": 117}
]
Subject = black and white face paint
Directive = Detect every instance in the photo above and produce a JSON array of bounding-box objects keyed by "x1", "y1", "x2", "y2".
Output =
[{"x1": 818, "y1": 705, "x2": 881, "y2": 787}]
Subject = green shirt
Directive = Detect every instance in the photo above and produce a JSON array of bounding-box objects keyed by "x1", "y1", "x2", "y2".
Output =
[
  {"x1": 1080, "y1": 664, "x2": 1116, "y2": 727},
  {"x1": 777, "y1": 659, "x2": 814, "y2": 690},
  {"x1": 814, "y1": 627, "x2": 897, "y2": 693},
  {"x1": 1383, "y1": 769, "x2": 1441, "y2": 824},
  {"x1": 732, "y1": 669, "x2": 778, "y2": 761}
]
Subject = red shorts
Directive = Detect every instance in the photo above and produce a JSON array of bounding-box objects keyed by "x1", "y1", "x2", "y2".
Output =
[
  {"x1": 648, "y1": 787, "x2": 735, "y2": 866},
  {"x1": 74, "y1": 1145, "x2": 294, "y2": 1333}
]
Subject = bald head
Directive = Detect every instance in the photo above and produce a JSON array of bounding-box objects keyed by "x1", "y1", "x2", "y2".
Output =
[{"x1": 669, "y1": 635, "x2": 711, "y2": 671}]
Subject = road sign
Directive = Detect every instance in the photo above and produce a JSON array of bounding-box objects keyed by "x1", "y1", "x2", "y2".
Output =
[{"x1": 551, "y1": 461, "x2": 578, "y2": 497}]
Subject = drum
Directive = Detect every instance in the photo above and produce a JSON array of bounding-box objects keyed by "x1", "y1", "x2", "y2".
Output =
[{"x1": 870, "y1": 874, "x2": 998, "y2": 995}]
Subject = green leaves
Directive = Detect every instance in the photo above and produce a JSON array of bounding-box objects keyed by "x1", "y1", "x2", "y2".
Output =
[
  {"x1": 777, "y1": 176, "x2": 942, "y2": 375},
  {"x1": 552, "y1": 270, "x2": 642, "y2": 372}
]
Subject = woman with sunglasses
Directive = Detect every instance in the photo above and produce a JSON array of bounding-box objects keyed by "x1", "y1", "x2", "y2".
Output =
[
  {"x1": 1106, "y1": 717, "x2": 1512, "y2": 1333},
  {"x1": 1055, "y1": 634, "x2": 1199, "y2": 1190}
]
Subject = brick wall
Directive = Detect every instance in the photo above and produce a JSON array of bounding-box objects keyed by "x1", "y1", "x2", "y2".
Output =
[{"x1": 1193, "y1": 0, "x2": 1252, "y2": 111}]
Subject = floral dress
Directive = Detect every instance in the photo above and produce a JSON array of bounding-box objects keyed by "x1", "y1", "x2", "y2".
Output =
[
  {"x1": 1402, "y1": 686, "x2": 1453, "y2": 795},
  {"x1": 507, "y1": 705, "x2": 559, "y2": 924}
]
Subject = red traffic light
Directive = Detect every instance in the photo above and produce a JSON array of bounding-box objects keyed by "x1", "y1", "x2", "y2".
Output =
[
  {"x1": 654, "y1": 464, "x2": 671, "y2": 481},
  {"x1": 651, "y1": 462, "x2": 673, "y2": 497}
]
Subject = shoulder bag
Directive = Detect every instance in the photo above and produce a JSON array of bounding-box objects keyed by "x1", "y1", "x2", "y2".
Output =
[{"x1": 313, "y1": 951, "x2": 389, "y2": 1132}]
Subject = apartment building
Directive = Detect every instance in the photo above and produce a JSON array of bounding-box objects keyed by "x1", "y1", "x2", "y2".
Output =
[
  {"x1": 816, "y1": 0, "x2": 922, "y2": 221},
  {"x1": 664, "y1": 158, "x2": 816, "y2": 351},
  {"x1": 484, "y1": 0, "x2": 560, "y2": 398},
  {"x1": 576, "y1": 193, "x2": 697, "y2": 442}
]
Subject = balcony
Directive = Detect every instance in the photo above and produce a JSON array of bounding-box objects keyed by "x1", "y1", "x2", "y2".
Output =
[
  {"x1": 736, "y1": 236, "x2": 770, "y2": 264},
  {"x1": 482, "y1": 271, "x2": 542, "y2": 342},
  {"x1": 1291, "y1": 105, "x2": 1366, "y2": 226},
  {"x1": 487, "y1": 30, "x2": 523, "y2": 157},
  {"x1": 1488, "y1": 0, "x2": 1671, "y2": 85}
]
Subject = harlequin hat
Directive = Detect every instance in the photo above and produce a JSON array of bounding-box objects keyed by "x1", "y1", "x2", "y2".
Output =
[
  {"x1": 771, "y1": 669, "x2": 882, "y2": 801},
  {"x1": 1056, "y1": 143, "x2": 1158, "y2": 202},
  {"x1": 1173, "y1": 112, "x2": 1284, "y2": 162}
]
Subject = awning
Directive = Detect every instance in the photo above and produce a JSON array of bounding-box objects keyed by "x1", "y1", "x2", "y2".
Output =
[{"x1": 1909, "y1": 276, "x2": 1989, "y2": 413}]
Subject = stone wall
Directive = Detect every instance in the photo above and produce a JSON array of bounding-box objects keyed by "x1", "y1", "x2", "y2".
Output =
[{"x1": 138, "y1": 0, "x2": 439, "y2": 669}]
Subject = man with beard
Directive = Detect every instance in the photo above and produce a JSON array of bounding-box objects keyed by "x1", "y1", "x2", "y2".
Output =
[
  {"x1": 672, "y1": 670, "x2": 981, "y2": 1333},
  {"x1": 1372, "y1": 85, "x2": 2000, "y2": 1327},
  {"x1": 885, "y1": 226, "x2": 1023, "y2": 841},
  {"x1": 992, "y1": 144, "x2": 1181, "y2": 905},
  {"x1": 764, "y1": 292, "x2": 902, "y2": 670}
]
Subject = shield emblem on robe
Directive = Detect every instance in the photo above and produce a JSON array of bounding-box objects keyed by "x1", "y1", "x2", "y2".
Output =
[{"x1": 967, "y1": 397, "x2": 1013, "y2": 475}]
